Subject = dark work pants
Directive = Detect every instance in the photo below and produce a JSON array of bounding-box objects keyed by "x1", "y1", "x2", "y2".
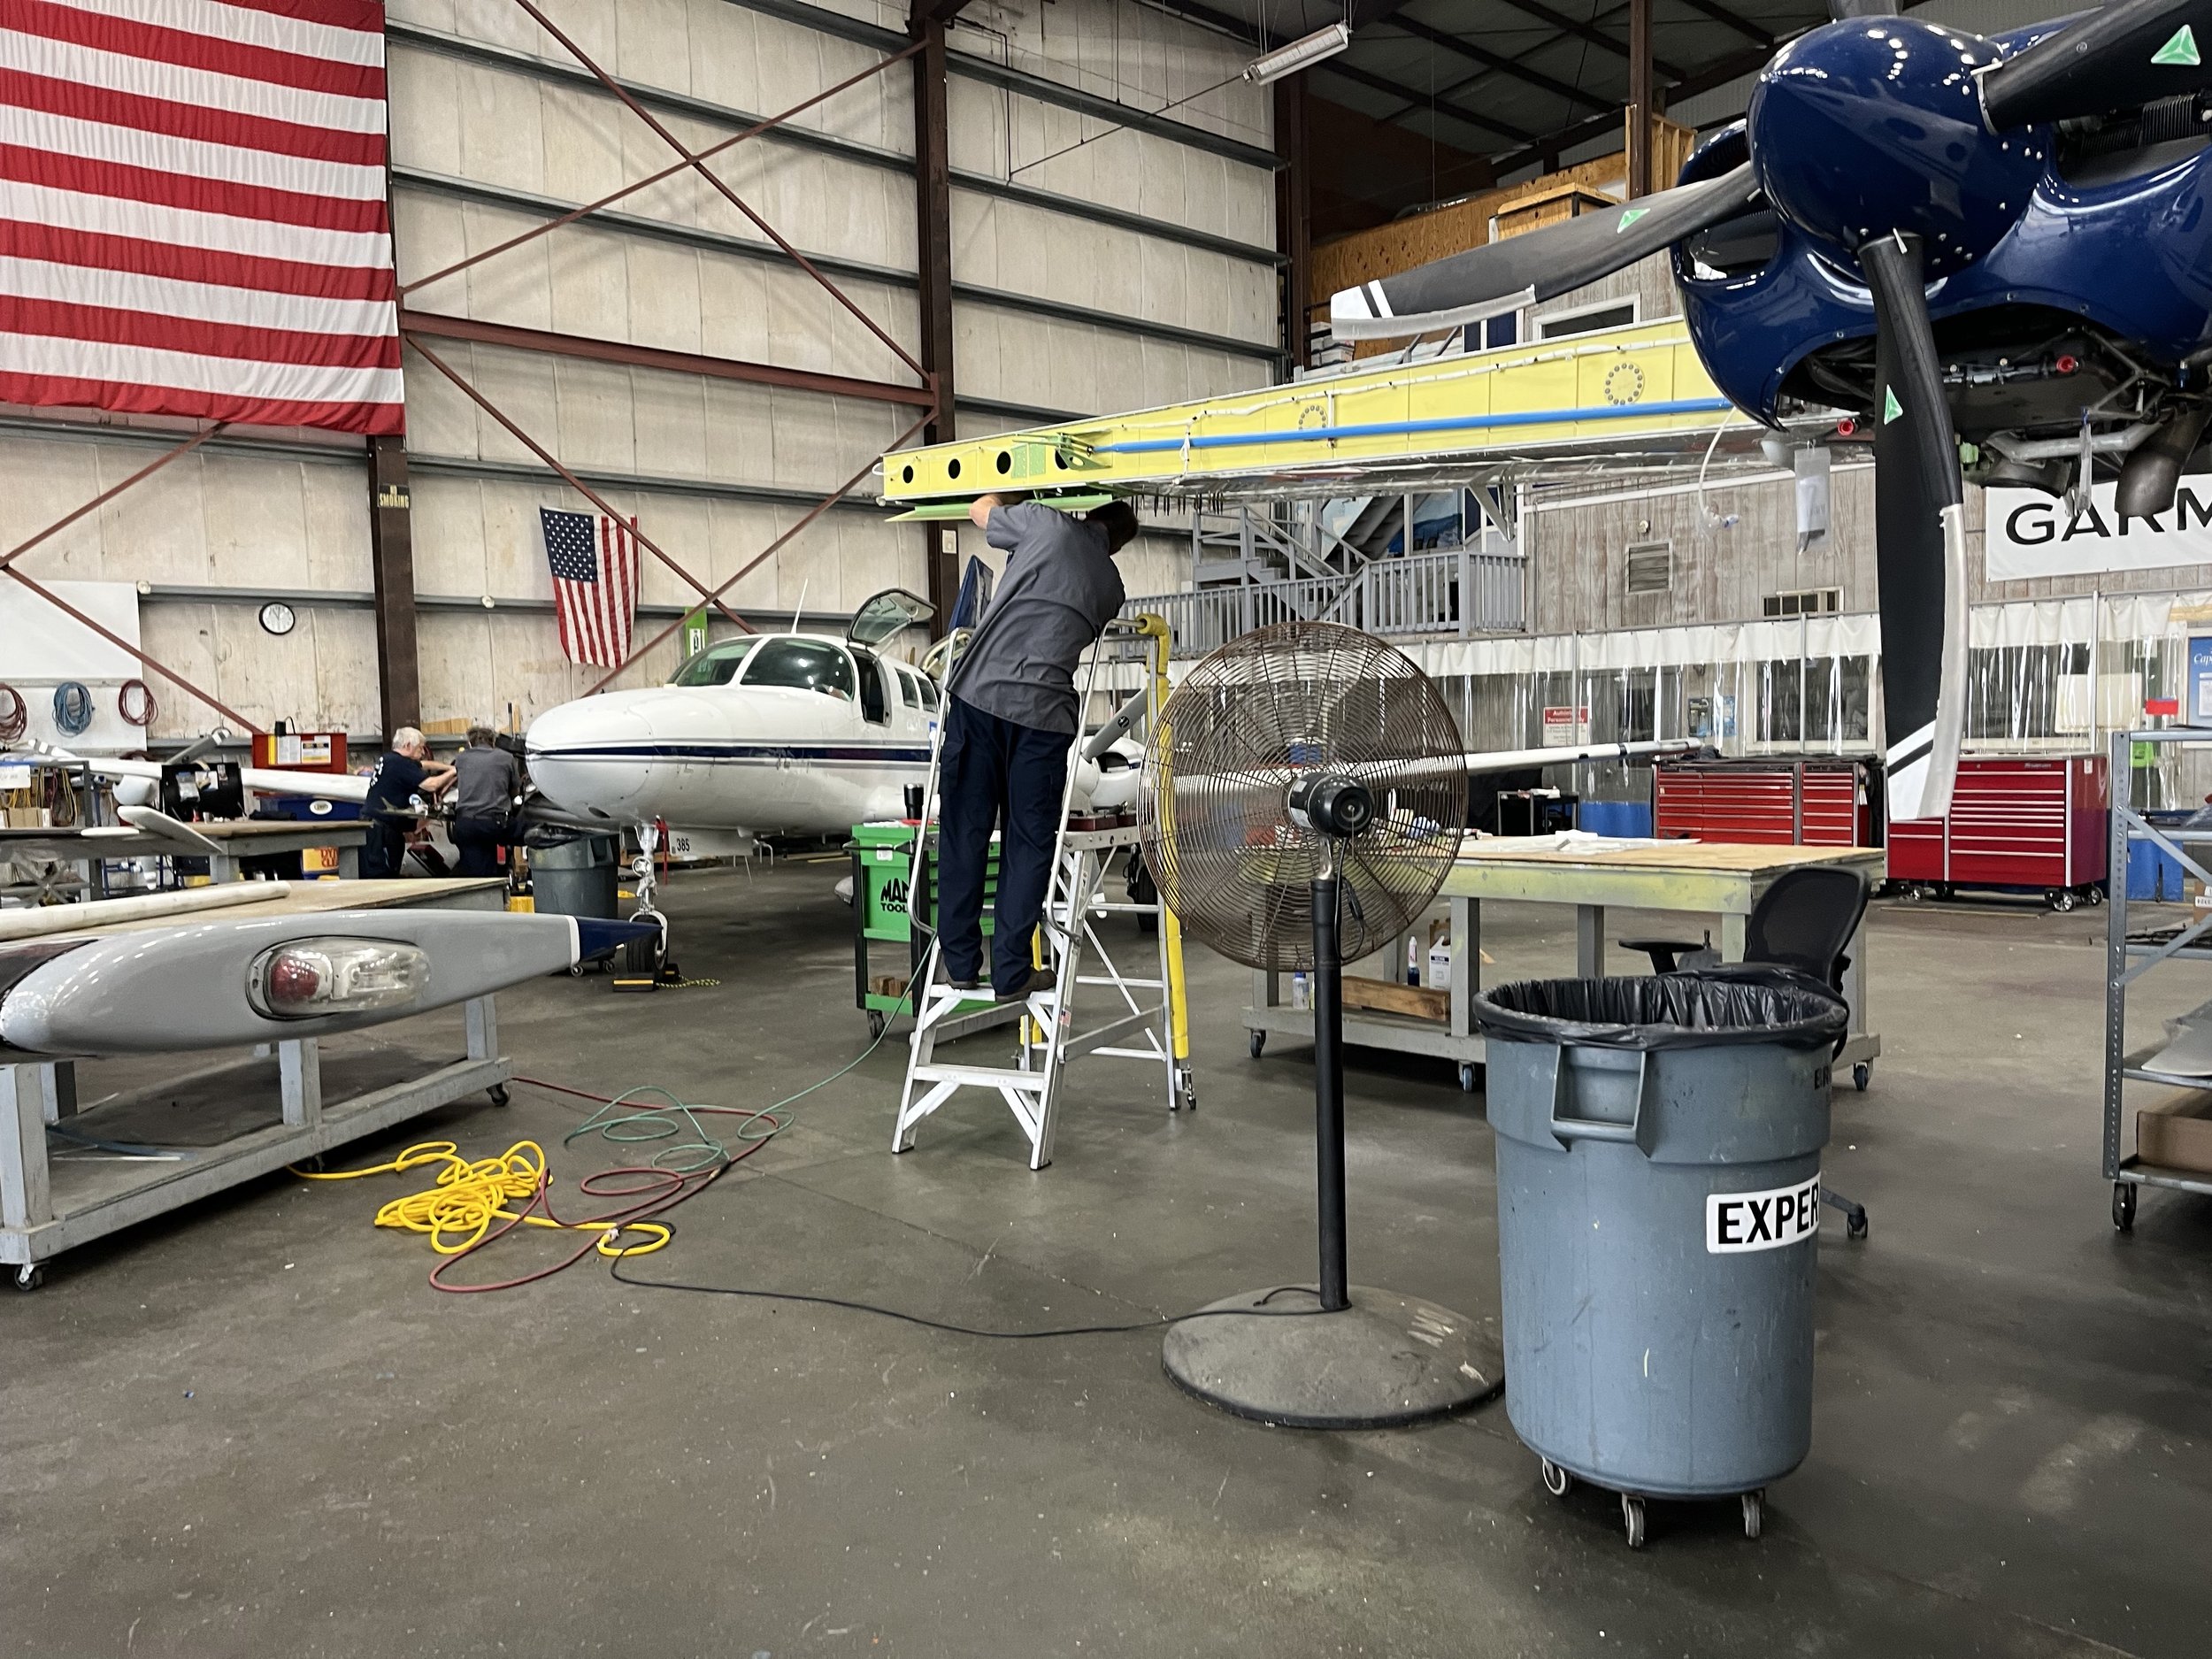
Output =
[
  {"x1": 450, "y1": 816, "x2": 507, "y2": 878},
  {"x1": 361, "y1": 819, "x2": 407, "y2": 879},
  {"x1": 936, "y1": 695, "x2": 1071, "y2": 993}
]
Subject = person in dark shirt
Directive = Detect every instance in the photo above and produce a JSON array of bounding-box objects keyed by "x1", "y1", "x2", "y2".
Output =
[
  {"x1": 935, "y1": 492, "x2": 1134, "y2": 1001},
  {"x1": 447, "y1": 726, "x2": 520, "y2": 878},
  {"x1": 360, "y1": 726, "x2": 454, "y2": 879}
]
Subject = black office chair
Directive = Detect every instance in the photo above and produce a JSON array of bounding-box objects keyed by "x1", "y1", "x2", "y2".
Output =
[{"x1": 1628, "y1": 865, "x2": 1873, "y2": 1240}]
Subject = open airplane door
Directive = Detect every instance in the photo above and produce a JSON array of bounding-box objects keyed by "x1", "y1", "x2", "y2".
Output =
[{"x1": 848, "y1": 588, "x2": 934, "y2": 647}]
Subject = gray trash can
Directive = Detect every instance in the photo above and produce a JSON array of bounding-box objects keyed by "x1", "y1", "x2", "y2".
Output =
[
  {"x1": 528, "y1": 832, "x2": 619, "y2": 921},
  {"x1": 1472, "y1": 969, "x2": 1848, "y2": 1547}
]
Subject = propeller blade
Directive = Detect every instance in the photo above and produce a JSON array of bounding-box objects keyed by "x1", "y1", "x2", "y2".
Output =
[
  {"x1": 116, "y1": 804, "x2": 228, "y2": 857},
  {"x1": 1330, "y1": 163, "x2": 1759, "y2": 341},
  {"x1": 1979, "y1": 0, "x2": 2212, "y2": 129},
  {"x1": 1860, "y1": 232, "x2": 1969, "y2": 826}
]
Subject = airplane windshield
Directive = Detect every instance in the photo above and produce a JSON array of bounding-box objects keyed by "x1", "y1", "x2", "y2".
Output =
[
  {"x1": 670, "y1": 639, "x2": 761, "y2": 687},
  {"x1": 741, "y1": 638, "x2": 856, "y2": 701}
]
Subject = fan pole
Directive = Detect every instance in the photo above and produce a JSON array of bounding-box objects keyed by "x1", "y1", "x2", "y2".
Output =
[{"x1": 1310, "y1": 872, "x2": 1350, "y2": 1314}]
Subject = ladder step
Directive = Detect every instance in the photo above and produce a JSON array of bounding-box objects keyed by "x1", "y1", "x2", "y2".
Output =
[{"x1": 909, "y1": 1063, "x2": 1049, "y2": 1090}]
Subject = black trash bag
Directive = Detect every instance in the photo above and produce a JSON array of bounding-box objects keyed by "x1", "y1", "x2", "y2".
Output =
[{"x1": 1472, "y1": 964, "x2": 1848, "y2": 1052}]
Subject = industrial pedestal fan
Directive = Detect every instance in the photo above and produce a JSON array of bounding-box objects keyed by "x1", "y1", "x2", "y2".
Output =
[{"x1": 1139, "y1": 621, "x2": 1502, "y2": 1427}]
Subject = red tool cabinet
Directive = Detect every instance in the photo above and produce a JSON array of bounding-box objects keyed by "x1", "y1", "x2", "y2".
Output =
[
  {"x1": 1652, "y1": 758, "x2": 1874, "y2": 846},
  {"x1": 1886, "y1": 754, "x2": 2108, "y2": 908}
]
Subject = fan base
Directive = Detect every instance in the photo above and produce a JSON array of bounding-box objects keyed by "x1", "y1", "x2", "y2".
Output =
[{"x1": 1162, "y1": 1284, "x2": 1502, "y2": 1429}]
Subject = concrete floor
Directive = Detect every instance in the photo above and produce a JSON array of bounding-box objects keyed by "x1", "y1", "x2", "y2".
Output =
[{"x1": 5, "y1": 859, "x2": 2211, "y2": 1656}]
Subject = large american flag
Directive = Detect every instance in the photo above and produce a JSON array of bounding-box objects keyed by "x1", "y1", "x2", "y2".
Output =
[
  {"x1": 541, "y1": 506, "x2": 638, "y2": 668},
  {"x1": 0, "y1": 0, "x2": 403, "y2": 434}
]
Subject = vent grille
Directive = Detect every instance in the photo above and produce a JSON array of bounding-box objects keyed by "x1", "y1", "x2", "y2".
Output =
[{"x1": 1624, "y1": 541, "x2": 1672, "y2": 595}]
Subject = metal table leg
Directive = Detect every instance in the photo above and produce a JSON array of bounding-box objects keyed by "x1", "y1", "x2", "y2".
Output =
[{"x1": 1577, "y1": 904, "x2": 1606, "y2": 978}]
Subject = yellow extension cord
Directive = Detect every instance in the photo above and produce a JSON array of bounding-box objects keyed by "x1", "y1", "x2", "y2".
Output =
[{"x1": 292, "y1": 1140, "x2": 672, "y2": 1259}]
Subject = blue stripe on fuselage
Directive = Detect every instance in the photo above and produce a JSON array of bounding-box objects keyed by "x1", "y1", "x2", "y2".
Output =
[{"x1": 531, "y1": 742, "x2": 933, "y2": 764}]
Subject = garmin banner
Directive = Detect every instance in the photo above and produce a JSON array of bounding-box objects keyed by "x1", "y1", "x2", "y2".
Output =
[{"x1": 1985, "y1": 480, "x2": 2212, "y2": 580}]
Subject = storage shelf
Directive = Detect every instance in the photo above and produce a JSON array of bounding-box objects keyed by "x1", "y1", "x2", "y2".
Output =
[{"x1": 2103, "y1": 731, "x2": 2212, "y2": 1232}]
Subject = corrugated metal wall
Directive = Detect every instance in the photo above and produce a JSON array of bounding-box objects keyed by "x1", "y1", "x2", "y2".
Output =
[{"x1": 0, "y1": 0, "x2": 1278, "y2": 741}]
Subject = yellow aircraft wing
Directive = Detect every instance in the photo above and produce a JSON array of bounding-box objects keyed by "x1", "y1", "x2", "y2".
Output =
[{"x1": 881, "y1": 319, "x2": 1805, "y2": 509}]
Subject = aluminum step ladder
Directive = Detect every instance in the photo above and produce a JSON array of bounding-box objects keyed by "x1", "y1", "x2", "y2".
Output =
[{"x1": 892, "y1": 620, "x2": 1192, "y2": 1170}]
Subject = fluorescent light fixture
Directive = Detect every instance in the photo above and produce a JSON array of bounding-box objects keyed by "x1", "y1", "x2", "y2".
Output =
[{"x1": 1244, "y1": 22, "x2": 1351, "y2": 85}]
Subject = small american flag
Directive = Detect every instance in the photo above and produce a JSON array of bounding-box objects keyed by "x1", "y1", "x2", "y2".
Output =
[{"x1": 541, "y1": 506, "x2": 638, "y2": 668}]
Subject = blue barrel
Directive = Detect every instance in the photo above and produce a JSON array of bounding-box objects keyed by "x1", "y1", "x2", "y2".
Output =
[{"x1": 1474, "y1": 971, "x2": 1847, "y2": 1502}]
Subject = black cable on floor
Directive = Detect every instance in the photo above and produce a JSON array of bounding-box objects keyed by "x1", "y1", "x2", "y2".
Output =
[{"x1": 609, "y1": 1256, "x2": 1329, "y2": 1340}]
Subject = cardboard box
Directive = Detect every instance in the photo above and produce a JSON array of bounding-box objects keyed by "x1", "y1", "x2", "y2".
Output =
[{"x1": 2138, "y1": 1089, "x2": 2212, "y2": 1174}]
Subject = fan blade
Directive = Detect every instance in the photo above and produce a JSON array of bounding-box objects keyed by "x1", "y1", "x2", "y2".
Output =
[
  {"x1": 1979, "y1": 0, "x2": 2212, "y2": 130},
  {"x1": 1329, "y1": 163, "x2": 1759, "y2": 341},
  {"x1": 1860, "y1": 232, "x2": 1969, "y2": 825}
]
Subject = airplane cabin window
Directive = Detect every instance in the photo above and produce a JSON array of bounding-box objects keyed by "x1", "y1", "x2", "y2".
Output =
[
  {"x1": 891, "y1": 667, "x2": 916, "y2": 709},
  {"x1": 670, "y1": 638, "x2": 760, "y2": 687},
  {"x1": 741, "y1": 638, "x2": 856, "y2": 701},
  {"x1": 852, "y1": 648, "x2": 891, "y2": 725},
  {"x1": 915, "y1": 674, "x2": 940, "y2": 711}
]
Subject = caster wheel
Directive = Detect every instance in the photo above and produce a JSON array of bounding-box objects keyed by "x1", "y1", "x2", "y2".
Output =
[
  {"x1": 1178, "y1": 1067, "x2": 1198, "y2": 1112},
  {"x1": 1621, "y1": 1494, "x2": 1647, "y2": 1549},
  {"x1": 14, "y1": 1263, "x2": 43, "y2": 1292},
  {"x1": 2088, "y1": 885, "x2": 2106, "y2": 906},
  {"x1": 1249, "y1": 1031, "x2": 1266, "y2": 1059},
  {"x1": 294, "y1": 1154, "x2": 326, "y2": 1175},
  {"x1": 1847, "y1": 1211, "x2": 1869, "y2": 1241},
  {"x1": 568, "y1": 962, "x2": 587, "y2": 978},
  {"x1": 2048, "y1": 889, "x2": 2076, "y2": 913},
  {"x1": 1540, "y1": 1459, "x2": 1572, "y2": 1498},
  {"x1": 1852, "y1": 1062, "x2": 1871, "y2": 1092},
  {"x1": 486, "y1": 1084, "x2": 511, "y2": 1108},
  {"x1": 866, "y1": 1010, "x2": 887, "y2": 1040},
  {"x1": 1742, "y1": 1490, "x2": 1763, "y2": 1540},
  {"x1": 1459, "y1": 1063, "x2": 1479, "y2": 1094},
  {"x1": 2114, "y1": 1180, "x2": 2137, "y2": 1233},
  {"x1": 1901, "y1": 886, "x2": 1922, "y2": 903}
]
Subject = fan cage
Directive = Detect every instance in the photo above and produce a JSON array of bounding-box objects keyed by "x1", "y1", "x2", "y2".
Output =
[{"x1": 1139, "y1": 622, "x2": 1469, "y2": 972}]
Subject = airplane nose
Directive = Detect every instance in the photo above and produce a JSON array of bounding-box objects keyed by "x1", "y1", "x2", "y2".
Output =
[{"x1": 526, "y1": 698, "x2": 654, "y2": 818}]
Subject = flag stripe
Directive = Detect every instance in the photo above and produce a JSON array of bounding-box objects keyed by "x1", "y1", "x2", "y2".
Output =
[
  {"x1": 0, "y1": 294, "x2": 399, "y2": 369},
  {"x1": 0, "y1": 365, "x2": 396, "y2": 430},
  {"x1": 0, "y1": 174, "x2": 392, "y2": 269},
  {"x1": 12, "y1": 0, "x2": 386, "y2": 99},
  {"x1": 0, "y1": 27, "x2": 388, "y2": 135},
  {"x1": 0, "y1": 251, "x2": 394, "y2": 335},
  {"x1": 0, "y1": 217, "x2": 393, "y2": 302},
  {"x1": 0, "y1": 327, "x2": 403, "y2": 402},
  {"x1": 0, "y1": 64, "x2": 385, "y2": 167},
  {"x1": 0, "y1": 141, "x2": 391, "y2": 233},
  {"x1": 46, "y1": 0, "x2": 387, "y2": 67},
  {"x1": 0, "y1": 102, "x2": 388, "y2": 202}
]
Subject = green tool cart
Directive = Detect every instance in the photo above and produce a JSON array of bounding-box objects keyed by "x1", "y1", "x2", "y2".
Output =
[{"x1": 847, "y1": 821, "x2": 1002, "y2": 1037}]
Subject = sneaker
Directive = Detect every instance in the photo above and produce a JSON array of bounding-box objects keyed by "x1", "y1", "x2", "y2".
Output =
[{"x1": 995, "y1": 965, "x2": 1056, "y2": 1002}]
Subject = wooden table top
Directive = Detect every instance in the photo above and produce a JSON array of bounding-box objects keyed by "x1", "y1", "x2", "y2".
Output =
[{"x1": 1452, "y1": 837, "x2": 1882, "y2": 873}]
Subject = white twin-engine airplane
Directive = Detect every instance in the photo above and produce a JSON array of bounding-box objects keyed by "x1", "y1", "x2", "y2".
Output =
[
  {"x1": 523, "y1": 588, "x2": 1709, "y2": 894},
  {"x1": 524, "y1": 589, "x2": 1145, "y2": 856}
]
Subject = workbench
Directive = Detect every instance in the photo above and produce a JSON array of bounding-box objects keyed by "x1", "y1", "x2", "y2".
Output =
[
  {"x1": 1246, "y1": 841, "x2": 1885, "y2": 1091},
  {"x1": 0, "y1": 816, "x2": 369, "y2": 888},
  {"x1": 0, "y1": 878, "x2": 510, "y2": 1287}
]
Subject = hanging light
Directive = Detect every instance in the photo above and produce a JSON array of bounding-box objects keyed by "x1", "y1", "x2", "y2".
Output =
[{"x1": 1244, "y1": 22, "x2": 1352, "y2": 85}]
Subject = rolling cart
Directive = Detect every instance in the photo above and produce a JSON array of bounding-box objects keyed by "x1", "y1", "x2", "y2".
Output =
[{"x1": 2101, "y1": 727, "x2": 2212, "y2": 1230}]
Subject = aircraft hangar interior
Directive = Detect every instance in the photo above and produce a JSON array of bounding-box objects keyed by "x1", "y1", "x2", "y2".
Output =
[{"x1": 5, "y1": 0, "x2": 2212, "y2": 1651}]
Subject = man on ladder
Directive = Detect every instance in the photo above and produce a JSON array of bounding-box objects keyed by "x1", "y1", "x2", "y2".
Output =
[{"x1": 937, "y1": 491, "x2": 1136, "y2": 1001}]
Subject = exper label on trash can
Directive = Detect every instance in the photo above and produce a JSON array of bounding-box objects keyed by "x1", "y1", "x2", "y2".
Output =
[{"x1": 1707, "y1": 1174, "x2": 1822, "y2": 1254}]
